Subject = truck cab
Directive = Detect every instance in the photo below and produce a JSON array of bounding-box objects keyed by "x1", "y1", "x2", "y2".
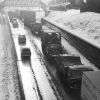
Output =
[
  {"x1": 18, "y1": 34, "x2": 26, "y2": 45},
  {"x1": 41, "y1": 28, "x2": 63, "y2": 58}
]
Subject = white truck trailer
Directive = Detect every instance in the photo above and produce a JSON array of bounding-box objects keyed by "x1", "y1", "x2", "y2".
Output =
[{"x1": 81, "y1": 71, "x2": 100, "y2": 100}]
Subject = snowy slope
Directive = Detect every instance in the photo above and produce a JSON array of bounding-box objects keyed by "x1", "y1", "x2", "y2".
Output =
[{"x1": 46, "y1": 10, "x2": 100, "y2": 45}]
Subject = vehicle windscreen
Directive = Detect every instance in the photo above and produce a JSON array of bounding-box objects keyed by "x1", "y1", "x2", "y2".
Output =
[{"x1": 50, "y1": 33, "x2": 61, "y2": 41}]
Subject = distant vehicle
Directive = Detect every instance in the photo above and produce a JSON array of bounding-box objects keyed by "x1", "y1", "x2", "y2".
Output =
[
  {"x1": 41, "y1": 28, "x2": 63, "y2": 58},
  {"x1": 21, "y1": 46, "x2": 31, "y2": 60},
  {"x1": 11, "y1": 18, "x2": 18, "y2": 28},
  {"x1": 31, "y1": 22, "x2": 42, "y2": 35},
  {"x1": 54, "y1": 54, "x2": 93, "y2": 89},
  {"x1": 20, "y1": 10, "x2": 45, "y2": 35},
  {"x1": 18, "y1": 35, "x2": 26, "y2": 45}
]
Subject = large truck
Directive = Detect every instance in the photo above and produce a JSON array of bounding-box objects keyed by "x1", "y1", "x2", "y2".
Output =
[
  {"x1": 21, "y1": 9, "x2": 45, "y2": 35},
  {"x1": 54, "y1": 54, "x2": 93, "y2": 89},
  {"x1": 81, "y1": 71, "x2": 100, "y2": 100},
  {"x1": 31, "y1": 9, "x2": 45, "y2": 35}
]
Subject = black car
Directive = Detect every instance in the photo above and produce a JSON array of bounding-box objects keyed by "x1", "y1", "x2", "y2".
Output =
[
  {"x1": 11, "y1": 18, "x2": 18, "y2": 28},
  {"x1": 18, "y1": 35, "x2": 26, "y2": 45},
  {"x1": 21, "y1": 46, "x2": 31, "y2": 60}
]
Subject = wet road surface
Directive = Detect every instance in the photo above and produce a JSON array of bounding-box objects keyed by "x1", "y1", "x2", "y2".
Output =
[{"x1": 10, "y1": 20, "x2": 60, "y2": 100}]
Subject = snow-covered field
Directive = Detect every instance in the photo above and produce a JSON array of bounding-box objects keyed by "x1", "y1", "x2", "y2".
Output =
[{"x1": 47, "y1": 10, "x2": 100, "y2": 45}]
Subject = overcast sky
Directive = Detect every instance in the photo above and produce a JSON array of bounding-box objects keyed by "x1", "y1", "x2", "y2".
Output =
[{"x1": 0, "y1": 0, "x2": 51, "y2": 4}]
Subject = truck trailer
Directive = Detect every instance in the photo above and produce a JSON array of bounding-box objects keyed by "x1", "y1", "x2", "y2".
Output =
[
  {"x1": 81, "y1": 71, "x2": 100, "y2": 100},
  {"x1": 54, "y1": 54, "x2": 93, "y2": 90}
]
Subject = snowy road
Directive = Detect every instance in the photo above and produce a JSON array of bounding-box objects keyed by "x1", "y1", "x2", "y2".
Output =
[
  {"x1": 10, "y1": 20, "x2": 60, "y2": 100},
  {"x1": 11, "y1": 22, "x2": 43, "y2": 100}
]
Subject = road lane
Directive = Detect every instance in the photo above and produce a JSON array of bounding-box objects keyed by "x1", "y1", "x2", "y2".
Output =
[
  {"x1": 10, "y1": 23, "x2": 40, "y2": 100},
  {"x1": 10, "y1": 20, "x2": 59, "y2": 100},
  {"x1": 17, "y1": 61, "x2": 39, "y2": 100}
]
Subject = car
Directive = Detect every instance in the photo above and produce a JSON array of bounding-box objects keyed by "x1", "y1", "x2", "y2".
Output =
[
  {"x1": 21, "y1": 46, "x2": 31, "y2": 60},
  {"x1": 11, "y1": 18, "x2": 18, "y2": 28},
  {"x1": 18, "y1": 35, "x2": 26, "y2": 45}
]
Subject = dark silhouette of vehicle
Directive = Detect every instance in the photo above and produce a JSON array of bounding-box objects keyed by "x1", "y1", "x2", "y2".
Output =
[
  {"x1": 18, "y1": 35, "x2": 26, "y2": 45},
  {"x1": 31, "y1": 22, "x2": 42, "y2": 35},
  {"x1": 41, "y1": 29, "x2": 63, "y2": 58},
  {"x1": 54, "y1": 54, "x2": 93, "y2": 90},
  {"x1": 11, "y1": 18, "x2": 18, "y2": 28},
  {"x1": 21, "y1": 46, "x2": 31, "y2": 60}
]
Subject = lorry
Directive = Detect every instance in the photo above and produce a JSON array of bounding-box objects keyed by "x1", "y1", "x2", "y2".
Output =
[
  {"x1": 41, "y1": 27, "x2": 63, "y2": 58},
  {"x1": 81, "y1": 71, "x2": 100, "y2": 100},
  {"x1": 53, "y1": 54, "x2": 93, "y2": 89},
  {"x1": 31, "y1": 9, "x2": 45, "y2": 35}
]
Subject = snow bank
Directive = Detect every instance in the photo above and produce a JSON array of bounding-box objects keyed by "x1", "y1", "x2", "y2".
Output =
[
  {"x1": 47, "y1": 11, "x2": 66, "y2": 19},
  {"x1": 47, "y1": 10, "x2": 80, "y2": 20},
  {"x1": 46, "y1": 10, "x2": 100, "y2": 44}
]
